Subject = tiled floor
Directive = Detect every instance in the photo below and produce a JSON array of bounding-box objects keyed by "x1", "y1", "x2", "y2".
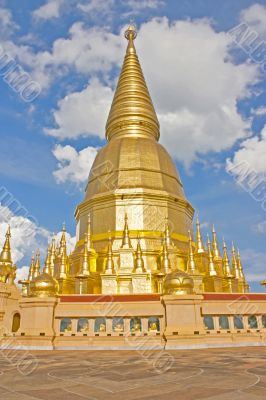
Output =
[{"x1": 1, "y1": 347, "x2": 266, "y2": 399}]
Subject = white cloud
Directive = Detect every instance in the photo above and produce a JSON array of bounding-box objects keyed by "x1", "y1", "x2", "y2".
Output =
[
  {"x1": 32, "y1": 0, "x2": 63, "y2": 20},
  {"x1": 52, "y1": 144, "x2": 98, "y2": 184},
  {"x1": 0, "y1": 205, "x2": 50, "y2": 264},
  {"x1": 123, "y1": 0, "x2": 164, "y2": 16},
  {"x1": 2, "y1": 22, "x2": 123, "y2": 90},
  {"x1": 0, "y1": 201, "x2": 76, "y2": 276},
  {"x1": 137, "y1": 18, "x2": 258, "y2": 167},
  {"x1": 78, "y1": 0, "x2": 114, "y2": 16},
  {"x1": 0, "y1": 7, "x2": 17, "y2": 36},
  {"x1": 125, "y1": 0, "x2": 164, "y2": 9},
  {"x1": 15, "y1": 266, "x2": 30, "y2": 283},
  {"x1": 226, "y1": 125, "x2": 266, "y2": 178},
  {"x1": 46, "y1": 23, "x2": 123, "y2": 75},
  {"x1": 46, "y1": 79, "x2": 113, "y2": 139},
  {"x1": 241, "y1": 4, "x2": 266, "y2": 37},
  {"x1": 254, "y1": 220, "x2": 266, "y2": 234},
  {"x1": 252, "y1": 106, "x2": 266, "y2": 116}
]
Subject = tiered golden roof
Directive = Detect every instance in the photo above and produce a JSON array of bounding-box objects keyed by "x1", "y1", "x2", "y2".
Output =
[{"x1": 105, "y1": 25, "x2": 160, "y2": 141}]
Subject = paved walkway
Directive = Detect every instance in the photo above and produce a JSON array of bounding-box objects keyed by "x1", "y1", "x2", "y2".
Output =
[{"x1": 1, "y1": 347, "x2": 266, "y2": 399}]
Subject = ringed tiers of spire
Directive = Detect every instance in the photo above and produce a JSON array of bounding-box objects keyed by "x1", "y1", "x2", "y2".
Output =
[{"x1": 105, "y1": 24, "x2": 160, "y2": 141}]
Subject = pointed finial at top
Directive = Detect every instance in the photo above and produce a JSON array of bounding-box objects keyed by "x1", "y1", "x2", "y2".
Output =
[
  {"x1": 125, "y1": 24, "x2": 137, "y2": 55},
  {"x1": 125, "y1": 24, "x2": 137, "y2": 41}
]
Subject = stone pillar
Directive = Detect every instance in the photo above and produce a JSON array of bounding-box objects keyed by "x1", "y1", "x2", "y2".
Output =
[
  {"x1": 106, "y1": 318, "x2": 112, "y2": 333},
  {"x1": 163, "y1": 294, "x2": 205, "y2": 344},
  {"x1": 142, "y1": 317, "x2": 148, "y2": 333},
  {"x1": 213, "y1": 316, "x2": 220, "y2": 331},
  {"x1": 72, "y1": 319, "x2": 78, "y2": 334},
  {"x1": 17, "y1": 297, "x2": 58, "y2": 349},
  {"x1": 89, "y1": 318, "x2": 95, "y2": 334}
]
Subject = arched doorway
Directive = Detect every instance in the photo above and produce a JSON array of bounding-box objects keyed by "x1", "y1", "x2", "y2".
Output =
[{"x1": 12, "y1": 313, "x2": 21, "y2": 333}]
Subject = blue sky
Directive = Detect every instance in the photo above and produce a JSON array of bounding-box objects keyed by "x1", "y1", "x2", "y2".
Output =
[{"x1": 0, "y1": 0, "x2": 265, "y2": 291}]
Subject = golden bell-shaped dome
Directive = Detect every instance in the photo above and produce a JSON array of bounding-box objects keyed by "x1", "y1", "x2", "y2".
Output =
[
  {"x1": 163, "y1": 270, "x2": 194, "y2": 295},
  {"x1": 29, "y1": 272, "x2": 58, "y2": 298}
]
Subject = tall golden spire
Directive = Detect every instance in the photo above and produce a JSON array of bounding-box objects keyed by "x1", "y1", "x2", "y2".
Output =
[
  {"x1": 50, "y1": 234, "x2": 56, "y2": 276},
  {"x1": 33, "y1": 249, "x2": 41, "y2": 278},
  {"x1": 187, "y1": 231, "x2": 196, "y2": 274},
  {"x1": 121, "y1": 213, "x2": 132, "y2": 248},
  {"x1": 135, "y1": 234, "x2": 145, "y2": 273},
  {"x1": 222, "y1": 240, "x2": 233, "y2": 278},
  {"x1": 195, "y1": 216, "x2": 205, "y2": 254},
  {"x1": 232, "y1": 242, "x2": 240, "y2": 279},
  {"x1": 43, "y1": 245, "x2": 52, "y2": 275},
  {"x1": 0, "y1": 225, "x2": 12, "y2": 263},
  {"x1": 28, "y1": 252, "x2": 35, "y2": 281},
  {"x1": 59, "y1": 222, "x2": 66, "y2": 255},
  {"x1": 212, "y1": 225, "x2": 221, "y2": 259},
  {"x1": 105, "y1": 24, "x2": 160, "y2": 141},
  {"x1": 79, "y1": 233, "x2": 90, "y2": 276},
  {"x1": 59, "y1": 244, "x2": 68, "y2": 279},
  {"x1": 237, "y1": 249, "x2": 245, "y2": 280},
  {"x1": 105, "y1": 232, "x2": 114, "y2": 274},
  {"x1": 207, "y1": 235, "x2": 217, "y2": 276}
]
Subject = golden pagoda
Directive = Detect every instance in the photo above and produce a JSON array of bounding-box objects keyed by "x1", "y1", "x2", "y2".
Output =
[
  {"x1": 16, "y1": 24, "x2": 250, "y2": 296},
  {"x1": 2, "y1": 24, "x2": 266, "y2": 352}
]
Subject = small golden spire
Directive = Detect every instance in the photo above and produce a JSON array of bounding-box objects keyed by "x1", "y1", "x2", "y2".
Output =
[
  {"x1": 56, "y1": 242, "x2": 60, "y2": 257},
  {"x1": 121, "y1": 213, "x2": 132, "y2": 248},
  {"x1": 195, "y1": 216, "x2": 205, "y2": 254},
  {"x1": 161, "y1": 236, "x2": 170, "y2": 273},
  {"x1": 50, "y1": 234, "x2": 56, "y2": 276},
  {"x1": 59, "y1": 222, "x2": 66, "y2": 255},
  {"x1": 43, "y1": 245, "x2": 52, "y2": 275},
  {"x1": 236, "y1": 248, "x2": 245, "y2": 280},
  {"x1": 231, "y1": 242, "x2": 240, "y2": 279},
  {"x1": 0, "y1": 225, "x2": 12, "y2": 263},
  {"x1": 135, "y1": 234, "x2": 145, "y2": 273},
  {"x1": 207, "y1": 235, "x2": 217, "y2": 276},
  {"x1": 212, "y1": 225, "x2": 221, "y2": 259},
  {"x1": 105, "y1": 232, "x2": 114, "y2": 274},
  {"x1": 33, "y1": 249, "x2": 41, "y2": 278},
  {"x1": 222, "y1": 240, "x2": 233, "y2": 278},
  {"x1": 187, "y1": 230, "x2": 196, "y2": 274},
  {"x1": 105, "y1": 24, "x2": 160, "y2": 141},
  {"x1": 59, "y1": 245, "x2": 68, "y2": 279},
  {"x1": 28, "y1": 252, "x2": 35, "y2": 281},
  {"x1": 79, "y1": 233, "x2": 90, "y2": 276}
]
